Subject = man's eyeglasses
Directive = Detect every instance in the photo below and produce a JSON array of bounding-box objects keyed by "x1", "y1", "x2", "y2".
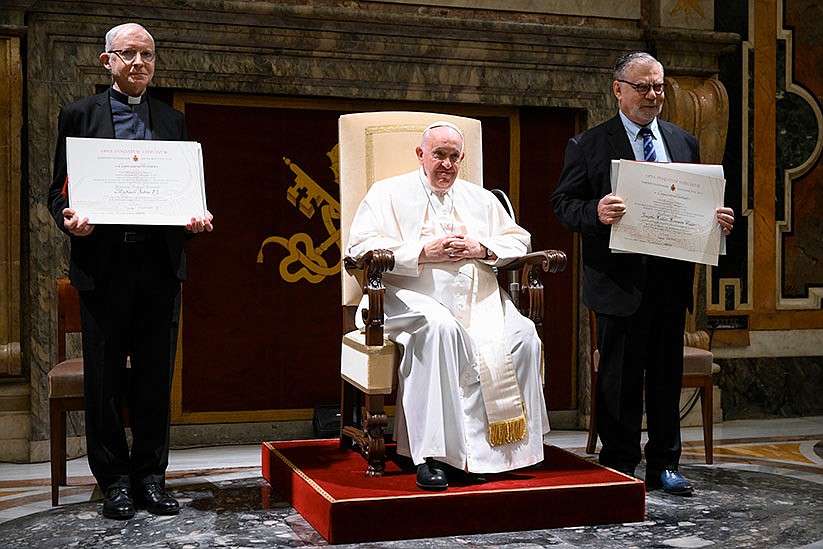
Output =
[
  {"x1": 108, "y1": 49, "x2": 155, "y2": 63},
  {"x1": 617, "y1": 80, "x2": 666, "y2": 95}
]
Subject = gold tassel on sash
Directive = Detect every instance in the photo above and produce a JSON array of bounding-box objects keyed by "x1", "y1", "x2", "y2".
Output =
[{"x1": 488, "y1": 411, "x2": 527, "y2": 447}]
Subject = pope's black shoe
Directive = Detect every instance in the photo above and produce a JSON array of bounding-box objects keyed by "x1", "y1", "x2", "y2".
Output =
[
  {"x1": 416, "y1": 458, "x2": 448, "y2": 491},
  {"x1": 465, "y1": 472, "x2": 488, "y2": 484},
  {"x1": 646, "y1": 469, "x2": 694, "y2": 496},
  {"x1": 445, "y1": 464, "x2": 487, "y2": 485},
  {"x1": 102, "y1": 487, "x2": 135, "y2": 520},
  {"x1": 136, "y1": 483, "x2": 180, "y2": 515}
]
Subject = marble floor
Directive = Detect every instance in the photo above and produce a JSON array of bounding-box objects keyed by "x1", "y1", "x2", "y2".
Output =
[{"x1": 0, "y1": 416, "x2": 821, "y2": 548}]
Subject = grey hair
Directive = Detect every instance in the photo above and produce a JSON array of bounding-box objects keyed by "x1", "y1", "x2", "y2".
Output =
[
  {"x1": 421, "y1": 121, "x2": 465, "y2": 153},
  {"x1": 613, "y1": 51, "x2": 663, "y2": 81},
  {"x1": 104, "y1": 23, "x2": 154, "y2": 52}
]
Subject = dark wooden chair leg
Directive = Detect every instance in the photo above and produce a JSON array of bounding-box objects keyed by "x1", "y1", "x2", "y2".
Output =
[
  {"x1": 340, "y1": 381, "x2": 388, "y2": 476},
  {"x1": 363, "y1": 394, "x2": 387, "y2": 477},
  {"x1": 49, "y1": 399, "x2": 66, "y2": 506},
  {"x1": 586, "y1": 371, "x2": 598, "y2": 454},
  {"x1": 701, "y1": 376, "x2": 714, "y2": 464},
  {"x1": 339, "y1": 381, "x2": 356, "y2": 450}
]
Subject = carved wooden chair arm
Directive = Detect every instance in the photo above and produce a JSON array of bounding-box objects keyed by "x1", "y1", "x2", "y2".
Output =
[
  {"x1": 344, "y1": 249, "x2": 395, "y2": 346},
  {"x1": 498, "y1": 249, "x2": 567, "y2": 325},
  {"x1": 499, "y1": 249, "x2": 567, "y2": 274}
]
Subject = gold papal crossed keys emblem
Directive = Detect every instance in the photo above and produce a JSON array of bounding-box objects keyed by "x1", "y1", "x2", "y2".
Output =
[{"x1": 256, "y1": 145, "x2": 341, "y2": 284}]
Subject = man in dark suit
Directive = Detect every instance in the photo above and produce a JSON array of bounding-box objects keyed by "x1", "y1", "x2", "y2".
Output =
[
  {"x1": 551, "y1": 51, "x2": 734, "y2": 496},
  {"x1": 47, "y1": 22, "x2": 213, "y2": 519}
]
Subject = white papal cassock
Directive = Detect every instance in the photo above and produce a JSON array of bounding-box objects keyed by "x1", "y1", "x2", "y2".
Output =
[{"x1": 346, "y1": 169, "x2": 550, "y2": 474}]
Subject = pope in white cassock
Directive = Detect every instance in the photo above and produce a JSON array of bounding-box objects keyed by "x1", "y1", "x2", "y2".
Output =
[{"x1": 346, "y1": 122, "x2": 550, "y2": 491}]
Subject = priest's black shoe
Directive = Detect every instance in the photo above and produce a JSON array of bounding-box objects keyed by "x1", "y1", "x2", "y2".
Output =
[
  {"x1": 416, "y1": 458, "x2": 448, "y2": 491},
  {"x1": 136, "y1": 483, "x2": 180, "y2": 515},
  {"x1": 102, "y1": 487, "x2": 135, "y2": 520}
]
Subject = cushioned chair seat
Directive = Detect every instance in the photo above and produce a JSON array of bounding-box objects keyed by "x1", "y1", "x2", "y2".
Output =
[
  {"x1": 341, "y1": 331, "x2": 398, "y2": 395},
  {"x1": 48, "y1": 357, "x2": 133, "y2": 400},
  {"x1": 593, "y1": 346, "x2": 718, "y2": 376},
  {"x1": 48, "y1": 359, "x2": 84, "y2": 399},
  {"x1": 683, "y1": 346, "x2": 714, "y2": 376}
]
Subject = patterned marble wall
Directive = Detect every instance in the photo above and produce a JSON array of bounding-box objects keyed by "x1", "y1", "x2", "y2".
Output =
[
  {"x1": 710, "y1": 0, "x2": 823, "y2": 419},
  {"x1": 777, "y1": 1, "x2": 823, "y2": 306},
  {"x1": 720, "y1": 357, "x2": 823, "y2": 419}
]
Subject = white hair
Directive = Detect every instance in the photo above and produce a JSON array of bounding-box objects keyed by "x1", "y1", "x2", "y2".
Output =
[
  {"x1": 421, "y1": 121, "x2": 465, "y2": 152},
  {"x1": 613, "y1": 51, "x2": 664, "y2": 81},
  {"x1": 104, "y1": 23, "x2": 154, "y2": 52}
]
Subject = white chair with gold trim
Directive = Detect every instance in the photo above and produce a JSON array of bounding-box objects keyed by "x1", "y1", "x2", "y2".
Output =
[{"x1": 338, "y1": 111, "x2": 566, "y2": 476}]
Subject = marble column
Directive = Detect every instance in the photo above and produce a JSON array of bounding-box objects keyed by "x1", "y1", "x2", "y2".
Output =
[{"x1": 0, "y1": 32, "x2": 30, "y2": 462}]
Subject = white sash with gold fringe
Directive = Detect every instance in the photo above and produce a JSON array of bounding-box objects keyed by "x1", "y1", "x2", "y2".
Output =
[{"x1": 453, "y1": 262, "x2": 526, "y2": 446}]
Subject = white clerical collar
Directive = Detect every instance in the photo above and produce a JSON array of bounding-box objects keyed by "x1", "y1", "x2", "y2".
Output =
[
  {"x1": 418, "y1": 168, "x2": 454, "y2": 198},
  {"x1": 110, "y1": 87, "x2": 145, "y2": 105},
  {"x1": 430, "y1": 186, "x2": 452, "y2": 199}
]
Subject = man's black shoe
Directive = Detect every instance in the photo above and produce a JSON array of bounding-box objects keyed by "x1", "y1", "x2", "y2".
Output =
[
  {"x1": 465, "y1": 472, "x2": 487, "y2": 484},
  {"x1": 646, "y1": 469, "x2": 694, "y2": 496},
  {"x1": 416, "y1": 458, "x2": 448, "y2": 491},
  {"x1": 613, "y1": 468, "x2": 636, "y2": 478},
  {"x1": 445, "y1": 465, "x2": 487, "y2": 485},
  {"x1": 136, "y1": 483, "x2": 180, "y2": 515},
  {"x1": 102, "y1": 487, "x2": 135, "y2": 520},
  {"x1": 599, "y1": 461, "x2": 636, "y2": 478}
]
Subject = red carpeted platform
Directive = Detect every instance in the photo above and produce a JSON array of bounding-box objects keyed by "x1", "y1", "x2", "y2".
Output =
[{"x1": 262, "y1": 439, "x2": 645, "y2": 544}]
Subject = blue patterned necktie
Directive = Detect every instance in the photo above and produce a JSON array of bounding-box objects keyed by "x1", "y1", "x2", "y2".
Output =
[{"x1": 639, "y1": 126, "x2": 657, "y2": 162}]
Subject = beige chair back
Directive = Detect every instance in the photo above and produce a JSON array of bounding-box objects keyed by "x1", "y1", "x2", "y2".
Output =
[{"x1": 339, "y1": 111, "x2": 483, "y2": 306}]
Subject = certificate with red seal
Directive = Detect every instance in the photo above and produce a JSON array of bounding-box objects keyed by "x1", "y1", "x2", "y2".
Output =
[
  {"x1": 66, "y1": 137, "x2": 207, "y2": 226},
  {"x1": 609, "y1": 159, "x2": 726, "y2": 266}
]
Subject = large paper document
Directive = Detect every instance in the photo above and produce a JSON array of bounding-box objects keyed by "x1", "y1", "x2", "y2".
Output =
[
  {"x1": 609, "y1": 159, "x2": 726, "y2": 266},
  {"x1": 66, "y1": 137, "x2": 207, "y2": 225},
  {"x1": 610, "y1": 160, "x2": 727, "y2": 255}
]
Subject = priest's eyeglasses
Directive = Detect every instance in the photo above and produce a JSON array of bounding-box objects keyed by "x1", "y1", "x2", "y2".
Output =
[
  {"x1": 617, "y1": 80, "x2": 666, "y2": 95},
  {"x1": 108, "y1": 49, "x2": 155, "y2": 63}
]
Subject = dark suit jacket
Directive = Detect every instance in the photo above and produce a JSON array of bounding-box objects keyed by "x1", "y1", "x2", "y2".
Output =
[
  {"x1": 551, "y1": 115, "x2": 699, "y2": 317},
  {"x1": 48, "y1": 90, "x2": 189, "y2": 290}
]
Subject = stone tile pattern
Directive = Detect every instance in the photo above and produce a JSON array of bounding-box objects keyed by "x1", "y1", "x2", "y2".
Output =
[{"x1": 1, "y1": 464, "x2": 822, "y2": 548}]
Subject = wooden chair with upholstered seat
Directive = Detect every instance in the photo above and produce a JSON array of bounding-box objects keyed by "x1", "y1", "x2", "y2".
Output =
[
  {"x1": 47, "y1": 277, "x2": 85, "y2": 506},
  {"x1": 337, "y1": 111, "x2": 567, "y2": 476},
  {"x1": 585, "y1": 309, "x2": 718, "y2": 464}
]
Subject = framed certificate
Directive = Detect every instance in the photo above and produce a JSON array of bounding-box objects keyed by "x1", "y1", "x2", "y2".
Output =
[{"x1": 66, "y1": 137, "x2": 207, "y2": 225}]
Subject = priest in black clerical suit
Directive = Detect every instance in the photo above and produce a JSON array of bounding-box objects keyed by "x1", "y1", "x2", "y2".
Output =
[
  {"x1": 552, "y1": 51, "x2": 734, "y2": 497},
  {"x1": 47, "y1": 22, "x2": 213, "y2": 520},
  {"x1": 49, "y1": 88, "x2": 189, "y2": 289}
]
